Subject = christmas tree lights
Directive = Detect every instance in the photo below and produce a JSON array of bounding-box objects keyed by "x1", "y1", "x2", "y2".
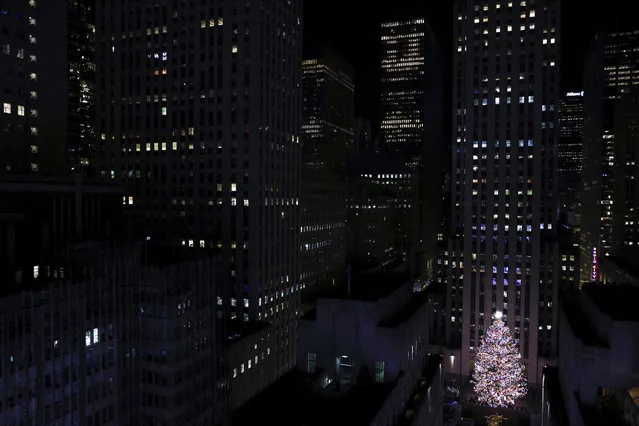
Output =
[{"x1": 472, "y1": 311, "x2": 527, "y2": 407}]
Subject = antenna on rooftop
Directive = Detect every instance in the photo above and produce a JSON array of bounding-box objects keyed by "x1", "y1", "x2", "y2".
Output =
[{"x1": 346, "y1": 261, "x2": 352, "y2": 298}]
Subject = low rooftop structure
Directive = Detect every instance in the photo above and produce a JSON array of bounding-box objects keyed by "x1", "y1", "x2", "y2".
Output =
[
  {"x1": 582, "y1": 282, "x2": 639, "y2": 322},
  {"x1": 296, "y1": 270, "x2": 443, "y2": 426},
  {"x1": 232, "y1": 367, "x2": 395, "y2": 426},
  {"x1": 555, "y1": 283, "x2": 639, "y2": 426}
]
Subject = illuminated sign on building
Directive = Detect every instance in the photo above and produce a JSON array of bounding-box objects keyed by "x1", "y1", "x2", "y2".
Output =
[
  {"x1": 566, "y1": 91, "x2": 584, "y2": 97},
  {"x1": 591, "y1": 247, "x2": 599, "y2": 281}
]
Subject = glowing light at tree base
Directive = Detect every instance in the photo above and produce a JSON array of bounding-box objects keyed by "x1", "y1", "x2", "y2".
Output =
[{"x1": 472, "y1": 311, "x2": 527, "y2": 407}]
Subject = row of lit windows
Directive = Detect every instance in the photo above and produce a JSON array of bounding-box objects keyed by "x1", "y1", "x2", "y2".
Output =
[
  {"x1": 232, "y1": 347, "x2": 270, "y2": 378},
  {"x1": 1, "y1": 45, "x2": 38, "y2": 62}
]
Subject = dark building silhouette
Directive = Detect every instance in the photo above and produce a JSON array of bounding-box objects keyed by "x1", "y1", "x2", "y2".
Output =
[
  {"x1": 582, "y1": 28, "x2": 639, "y2": 281},
  {"x1": 612, "y1": 93, "x2": 639, "y2": 262},
  {"x1": 301, "y1": 49, "x2": 352, "y2": 294},
  {"x1": 353, "y1": 118, "x2": 374, "y2": 157},
  {"x1": 378, "y1": 18, "x2": 443, "y2": 285},
  {"x1": 346, "y1": 155, "x2": 420, "y2": 274},
  {"x1": 302, "y1": 49, "x2": 354, "y2": 175}
]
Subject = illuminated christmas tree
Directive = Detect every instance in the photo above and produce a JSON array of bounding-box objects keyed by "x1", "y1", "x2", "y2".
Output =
[{"x1": 472, "y1": 311, "x2": 527, "y2": 407}]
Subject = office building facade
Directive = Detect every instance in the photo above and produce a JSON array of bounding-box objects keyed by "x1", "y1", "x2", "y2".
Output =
[
  {"x1": 300, "y1": 51, "x2": 352, "y2": 292},
  {"x1": 380, "y1": 19, "x2": 443, "y2": 282},
  {"x1": 558, "y1": 91, "x2": 584, "y2": 198},
  {"x1": 612, "y1": 92, "x2": 639, "y2": 263},
  {"x1": 302, "y1": 51, "x2": 353, "y2": 174},
  {"x1": 95, "y1": 0, "x2": 302, "y2": 380},
  {"x1": 0, "y1": 0, "x2": 70, "y2": 174},
  {"x1": 67, "y1": 0, "x2": 97, "y2": 172},
  {"x1": 448, "y1": 0, "x2": 560, "y2": 383},
  {"x1": 582, "y1": 29, "x2": 639, "y2": 281},
  {"x1": 379, "y1": 19, "x2": 428, "y2": 158}
]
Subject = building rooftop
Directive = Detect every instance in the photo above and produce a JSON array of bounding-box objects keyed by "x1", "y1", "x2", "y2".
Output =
[
  {"x1": 602, "y1": 256, "x2": 639, "y2": 282},
  {"x1": 143, "y1": 242, "x2": 214, "y2": 267},
  {"x1": 561, "y1": 295, "x2": 609, "y2": 347},
  {"x1": 0, "y1": 173, "x2": 121, "y2": 193},
  {"x1": 583, "y1": 282, "x2": 639, "y2": 322},
  {"x1": 227, "y1": 320, "x2": 271, "y2": 343},
  {"x1": 379, "y1": 288, "x2": 431, "y2": 328},
  {"x1": 232, "y1": 367, "x2": 395, "y2": 426},
  {"x1": 577, "y1": 391, "x2": 628, "y2": 426},
  {"x1": 313, "y1": 268, "x2": 410, "y2": 303}
]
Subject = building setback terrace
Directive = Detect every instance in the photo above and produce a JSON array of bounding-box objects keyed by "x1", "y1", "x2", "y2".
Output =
[{"x1": 231, "y1": 367, "x2": 395, "y2": 426}]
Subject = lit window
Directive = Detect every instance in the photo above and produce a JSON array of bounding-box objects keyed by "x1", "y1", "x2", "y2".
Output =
[
  {"x1": 29, "y1": 0, "x2": 36, "y2": 6},
  {"x1": 29, "y1": 17, "x2": 36, "y2": 26},
  {"x1": 33, "y1": 265, "x2": 39, "y2": 278},
  {"x1": 232, "y1": 46, "x2": 238, "y2": 53},
  {"x1": 29, "y1": 72, "x2": 37, "y2": 81},
  {"x1": 231, "y1": 183, "x2": 237, "y2": 192},
  {"x1": 3, "y1": 103, "x2": 10, "y2": 114},
  {"x1": 243, "y1": 199, "x2": 249, "y2": 206},
  {"x1": 233, "y1": 368, "x2": 237, "y2": 378},
  {"x1": 17, "y1": 105, "x2": 24, "y2": 116},
  {"x1": 30, "y1": 109, "x2": 37, "y2": 117},
  {"x1": 30, "y1": 126, "x2": 38, "y2": 135},
  {"x1": 161, "y1": 106, "x2": 167, "y2": 115}
]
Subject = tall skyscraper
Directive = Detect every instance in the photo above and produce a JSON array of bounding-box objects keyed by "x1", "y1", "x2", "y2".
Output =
[
  {"x1": 300, "y1": 50, "x2": 353, "y2": 293},
  {"x1": 353, "y1": 117, "x2": 373, "y2": 156},
  {"x1": 582, "y1": 28, "x2": 639, "y2": 281},
  {"x1": 95, "y1": 0, "x2": 302, "y2": 386},
  {"x1": 611, "y1": 91, "x2": 639, "y2": 265},
  {"x1": 558, "y1": 91, "x2": 584, "y2": 198},
  {"x1": 302, "y1": 50, "x2": 353, "y2": 174},
  {"x1": 379, "y1": 19, "x2": 430, "y2": 159},
  {"x1": 67, "y1": 0, "x2": 97, "y2": 172},
  {"x1": 448, "y1": 0, "x2": 560, "y2": 384},
  {"x1": 379, "y1": 19, "x2": 443, "y2": 281},
  {"x1": 0, "y1": 0, "x2": 69, "y2": 174}
]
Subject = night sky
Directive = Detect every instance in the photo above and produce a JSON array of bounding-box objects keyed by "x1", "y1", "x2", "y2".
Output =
[{"x1": 303, "y1": 0, "x2": 634, "y2": 132}]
